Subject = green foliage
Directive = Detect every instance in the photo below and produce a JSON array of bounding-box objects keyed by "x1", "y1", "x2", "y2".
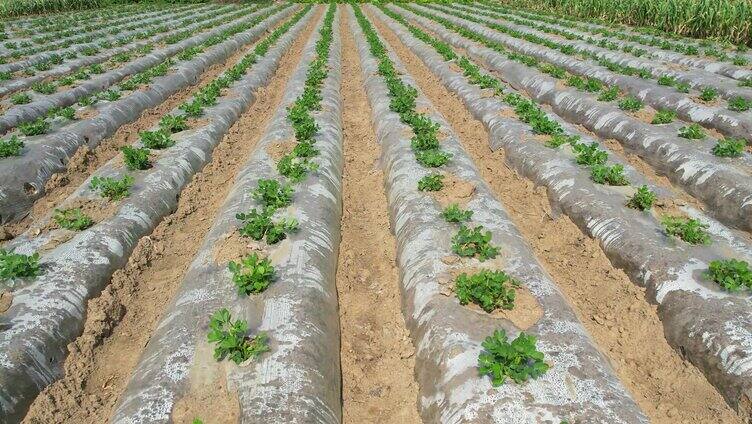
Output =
[
  {"x1": 704, "y1": 259, "x2": 752, "y2": 291},
  {"x1": 651, "y1": 109, "x2": 676, "y2": 124},
  {"x1": 573, "y1": 142, "x2": 607, "y2": 166},
  {"x1": 277, "y1": 154, "x2": 318, "y2": 183},
  {"x1": 451, "y1": 225, "x2": 500, "y2": 261},
  {"x1": 53, "y1": 208, "x2": 93, "y2": 231},
  {"x1": 657, "y1": 75, "x2": 676, "y2": 86},
  {"x1": 441, "y1": 203, "x2": 473, "y2": 222},
  {"x1": 590, "y1": 164, "x2": 629, "y2": 185},
  {"x1": 675, "y1": 82, "x2": 690, "y2": 93},
  {"x1": 546, "y1": 133, "x2": 579, "y2": 148},
  {"x1": 712, "y1": 138, "x2": 746, "y2": 157},
  {"x1": 207, "y1": 308, "x2": 269, "y2": 365},
  {"x1": 228, "y1": 254, "x2": 275, "y2": 295},
  {"x1": 728, "y1": 96, "x2": 751, "y2": 112},
  {"x1": 678, "y1": 124, "x2": 706, "y2": 139},
  {"x1": 417, "y1": 174, "x2": 444, "y2": 191},
  {"x1": 661, "y1": 215, "x2": 711, "y2": 244},
  {"x1": 90, "y1": 175, "x2": 134, "y2": 201},
  {"x1": 31, "y1": 81, "x2": 55, "y2": 95},
  {"x1": 618, "y1": 96, "x2": 643, "y2": 111},
  {"x1": 0, "y1": 249, "x2": 41, "y2": 281},
  {"x1": 478, "y1": 329, "x2": 549, "y2": 386},
  {"x1": 455, "y1": 269, "x2": 519, "y2": 312},
  {"x1": 121, "y1": 146, "x2": 150, "y2": 171},
  {"x1": 140, "y1": 130, "x2": 174, "y2": 150},
  {"x1": 159, "y1": 114, "x2": 189, "y2": 133},
  {"x1": 415, "y1": 149, "x2": 452, "y2": 167},
  {"x1": 236, "y1": 208, "x2": 298, "y2": 245},
  {"x1": 699, "y1": 87, "x2": 718, "y2": 102},
  {"x1": 0, "y1": 135, "x2": 23, "y2": 158},
  {"x1": 626, "y1": 185, "x2": 656, "y2": 210},
  {"x1": 252, "y1": 179, "x2": 293, "y2": 209},
  {"x1": 11, "y1": 92, "x2": 31, "y2": 105},
  {"x1": 597, "y1": 86, "x2": 619, "y2": 102},
  {"x1": 18, "y1": 118, "x2": 49, "y2": 136}
]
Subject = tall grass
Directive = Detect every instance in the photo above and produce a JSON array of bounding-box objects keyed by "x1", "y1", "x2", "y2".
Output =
[
  {"x1": 0, "y1": 0, "x2": 204, "y2": 19},
  {"x1": 495, "y1": 0, "x2": 752, "y2": 46}
]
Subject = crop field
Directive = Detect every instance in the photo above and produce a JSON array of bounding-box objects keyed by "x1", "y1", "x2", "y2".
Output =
[{"x1": 0, "y1": 1, "x2": 751, "y2": 423}]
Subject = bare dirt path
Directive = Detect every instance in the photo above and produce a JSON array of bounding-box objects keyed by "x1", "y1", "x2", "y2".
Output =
[
  {"x1": 368, "y1": 9, "x2": 742, "y2": 424},
  {"x1": 21, "y1": 10, "x2": 323, "y2": 424},
  {"x1": 336, "y1": 8, "x2": 421, "y2": 424}
]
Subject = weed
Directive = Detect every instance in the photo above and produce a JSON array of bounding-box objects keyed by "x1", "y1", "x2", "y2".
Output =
[
  {"x1": 0, "y1": 249, "x2": 40, "y2": 281},
  {"x1": 451, "y1": 225, "x2": 500, "y2": 261},
  {"x1": 455, "y1": 269, "x2": 519, "y2": 312},
  {"x1": 228, "y1": 254, "x2": 275, "y2": 295},
  {"x1": 441, "y1": 203, "x2": 473, "y2": 222},
  {"x1": 89, "y1": 175, "x2": 134, "y2": 200},
  {"x1": 207, "y1": 308, "x2": 269, "y2": 364},
  {"x1": 478, "y1": 329, "x2": 548, "y2": 386},
  {"x1": 53, "y1": 208, "x2": 93, "y2": 231},
  {"x1": 661, "y1": 215, "x2": 711, "y2": 244},
  {"x1": 626, "y1": 185, "x2": 656, "y2": 210}
]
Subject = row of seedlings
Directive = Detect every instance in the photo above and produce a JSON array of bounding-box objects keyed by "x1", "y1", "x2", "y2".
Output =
[
  {"x1": 0, "y1": 6, "x2": 316, "y2": 422},
  {"x1": 397, "y1": 4, "x2": 752, "y2": 232},
  {"x1": 420, "y1": 3, "x2": 752, "y2": 143},
  {"x1": 0, "y1": 3, "x2": 244, "y2": 97},
  {"x1": 112, "y1": 5, "x2": 345, "y2": 422},
  {"x1": 490, "y1": 1, "x2": 752, "y2": 66},
  {"x1": 0, "y1": 4, "x2": 207, "y2": 69},
  {"x1": 0, "y1": 3, "x2": 274, "y2": 133},
  {"x1": 377, "y1": 4, "x2": 752, "y2": 416},
  {"x1": 461, "y1": 1, "x2": 752, "y2": 88},
  {"x1": 349, "y1": 4, "x2": 648, "y2": 422},
  {"x1": 0, "y1": 3, "x2": 298, "y2": 224},
  {"x1": 470, "y1": 0, "x2": 752, "y2": 83}
]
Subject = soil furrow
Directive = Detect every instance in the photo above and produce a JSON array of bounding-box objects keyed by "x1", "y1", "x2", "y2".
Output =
[
  {"x1": 337, "y1": 9, "x2": 421, "y2": 424},
  {"x1": 19, "y1": 10, "x2": 322, "y2": 424},
  {"x1": 367, "y1": 9, "x2": 742, "y2": 424}
]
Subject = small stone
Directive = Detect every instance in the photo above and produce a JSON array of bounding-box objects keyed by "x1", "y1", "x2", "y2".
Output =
[
  {"x1": 0, "y1": 291, "x2": 12, "y2": 313},
  {"x1": 441, "y1": 255, "x2": 459, "y2": 265}
]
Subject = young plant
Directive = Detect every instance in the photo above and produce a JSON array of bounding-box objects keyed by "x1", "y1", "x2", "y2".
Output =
[
  {"x1": 31, "y1": 81, "x2": 55, "y2": 94},
  {"x1": 618, "y1": 96, "x2": 643, "y2": 112},
  {"x1": 573, "y1": 142, "x2": 608, "y2": 166},
  {"x1": 237, "y1": 208, "x2": 298, "y2": 244},
  {"x1": 0, "y1": 135, "x2": 23, "y2": 158},
  {"x1": 0, "y1": 249, "x2": 41, "y2": 281},
  {"x1": 415, "y1": 149, "x2": 452, "y2": 167},
  {"x1": 89, "y1": 175, "x2": 134, "y2": 200},
  {"x1": 590, "y1": 164, "x2": 629, "y2": 186},
  {"x1": 277, "y1": 154, "x2": 318, "y2": 183},
  {"x1": 699, "y1": 87, "x2": 718, "y2": 102},
  {"x1": 207, "y1": 308, "x2": 269, "y2": 364},
  {"x1": 678, "y1": 124, "x2": 706, "y2": 140},
  {"x1": 53, "y1": 208, "x2": 93, "y2": 231},
  {"x1": 252, "y1": 179, "x2": 293, "y2": 209},
  {"x1": 675, "y1": 82, "x2": 690, "y2": 93},
  {"x1": 657, "y1": 75, "x2": 676, "y2": 86},
  {"x1": 228, "y1": 253, "x2": 275, "y2": 295},
  {"x1": 546, "y1": 134, "x2": 579, "y2": 148},
  {"x1": 704, "y1": 259, "x2": 752, "y2": 291},
  {"x1": 626, "y1": 185, "x2": 656, "y2": 210},
  {"x1": 159, "y1": 114, "x2": 189, "y2": 133},
  {"x1": 661, "y1": 215, "x2": 711, "y2": 245},
  {"x1": 712, "y1": 138, "x2": 746, "y2": 157},
  {"x1": 18, "y1": 118, "x2": 49, "y2": 136},
  {"x1": 441, "y1": 203, "x2": 473, "y2": 223},
  {"x1": 597, "y1": 86, "x2": 619, "y2": 102},
  {"x1": 728, "y1": 96, "x2": 751, "y2": 112},
  {"x1": 11, "y1": 92, "x2": 31, "y2": 105},
  {"x1": 455, "y1": 269, "x2": 520, "y2": 313},
  {"x1": 121, "y1": 146, "x2": 150, "y2": 171},
  {"x1": 140, "y1": 130, "x2": 174, "y2": 149},
  {"x1": 417, "y1": 173, "x2": 444, "y2": 191},
  {"x1": 451, "y1": 225, "x2": 499, "y2": 261},
  {"x1": 651, "y1": 110, "x2": 676, "y2": 124},
  {"x1": 478, "y1": 329, "x2": 549, "y2": 386}
]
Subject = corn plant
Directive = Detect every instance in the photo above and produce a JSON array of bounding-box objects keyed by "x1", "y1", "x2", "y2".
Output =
[
  {"x1": 53, "y1": 208, "x2": 93, "y2": 231},
  {"x1": 228, "y1": 254, "x2": 275, "y2": 295}
]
